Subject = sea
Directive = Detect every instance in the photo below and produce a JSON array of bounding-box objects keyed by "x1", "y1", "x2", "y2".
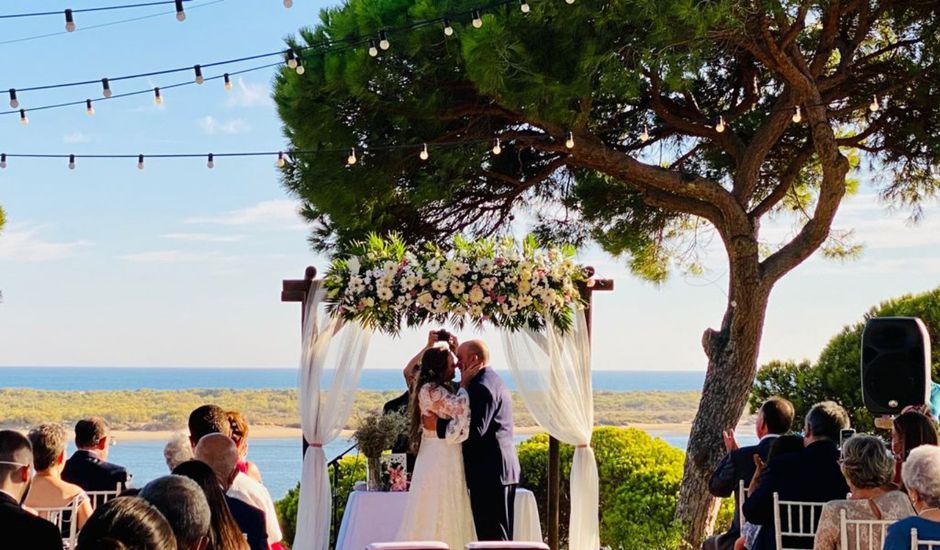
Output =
[{"x1": 1, "y1": 367, "x2": 753, "y2": 499}]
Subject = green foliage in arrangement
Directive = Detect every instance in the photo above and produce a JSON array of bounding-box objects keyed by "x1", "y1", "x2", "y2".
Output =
[
  {"x1": 352, "y1": 411, "x2": 408, "y2": 458},
  {"x1": 751, "y1": 288, "x2": 940, "y2": 432}
]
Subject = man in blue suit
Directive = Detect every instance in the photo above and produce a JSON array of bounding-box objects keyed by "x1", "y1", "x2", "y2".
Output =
[
  {"x1": 704, "y1": 396, "x2": 795, "y2": 550},
  {"x1": 62, "y1": 417, "x2": 129, "y2": 492}
]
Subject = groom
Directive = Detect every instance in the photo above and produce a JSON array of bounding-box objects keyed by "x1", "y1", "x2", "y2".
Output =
[{"x1": 424, "y1": 338, "x2": 521, "y2": 541}]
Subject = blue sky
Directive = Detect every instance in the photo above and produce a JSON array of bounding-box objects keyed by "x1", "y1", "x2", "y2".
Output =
[{"x1": 0, "y1": 0, "x2": 938, "y2": 373}]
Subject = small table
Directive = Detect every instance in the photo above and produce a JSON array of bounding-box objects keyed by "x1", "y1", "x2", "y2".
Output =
[{"x1": 335, "y1": 489, "x2": 541, "y2": 550}]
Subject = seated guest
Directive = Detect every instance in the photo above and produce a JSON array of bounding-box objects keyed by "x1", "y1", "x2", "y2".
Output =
[
  {"x1": 891, "y1": 411, "x2": 938, "y2": 486},
  {"x1": 884, "y1": 445, "x2": 940, "y2": 549},
  {"x1": 0, "y1": 430, "x2": 63, "y2": 550},
  {"x1": 172, "y1": 460, "x2": 249, "y2": 550},
  {"x1": 743, "y1": 401, "x2": 851, "y2": 550},
  {"x1": 813, "y1": 434, "x2": 914, "y2": 550},
  {"x1": 705, "y1": 396, "x2": 795, "y2": 550},
  {"x1": 25, "y1": 423, "x2": 94, "y2": 531},
  {"x1": 139, "y1": 475, "x2": 211, "y2": 550},
  {"x1": 188, "y1": 405, "x2": 232, "y2": 449},
  {"x1": 737, "y1": 435, "x2": 805, "y2": 550},
  {"x1": 194, "y1": 433, "x2": 268, "y2": 550},
  {"x1": 63, "y1": 417, "x2": 130, "y2": 492},
  {"x1": 164, "y1": 432, "x2": 194, "y2": 472},
  {"x1": 227, "y1": 411, "x2": 263, "y2": 483},
  {"x1": 76, "y1": 496, "x2": 177, "y2": 550}
]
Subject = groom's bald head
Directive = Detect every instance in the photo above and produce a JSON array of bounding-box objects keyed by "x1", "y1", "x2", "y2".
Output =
[{"x1": 457, "y1": 340, "x2": 489, "y2": 368}]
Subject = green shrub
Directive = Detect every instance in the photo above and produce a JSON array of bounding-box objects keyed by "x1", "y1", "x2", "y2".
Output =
[{"x1": 751, "y1": 288, "x2": 940, "y2": 432}]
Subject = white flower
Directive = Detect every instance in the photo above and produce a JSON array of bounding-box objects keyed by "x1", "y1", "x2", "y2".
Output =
[
  {"x1": 475, "y1": 258, "x2": 494, "y2": 273},
  {"x1": 401, "y1": 275, "x2": 418, "y2": 291},
  {"x1": 380, "y1": 275, "x2": 395, "y2": 288},
  {"x1": 449, "y1": 280, "x2": 466, "y2": 296},
  {"x1": 347, "y1": 257, "x2": 361, "y2": 275},
  {"x1": 383, "y1": 260, "x2": 399, "y2": 274},
  {"x1": 396, "y1": 296, "x2": 406, "y2": 305},
  {"x1": 416, "y1": 293, "x2": 433, "y2": 308},
  {"x1": 469, "y1": 305, "x2": 484, "y2": 317},
  {"x1": 431, "y1": 279, "x2": 448, "y2": 293},
  {"x1": 518, "y1": 295, "x2": 533, "y2": 307},
  {"x1": 377, "y1": 287, "x2": 394, "y2": 301},
  {"x1": 468, "y1": 286, "x2": 485, "y2": 303},
  {"x1": 452, "y1": 304, "x2": 468, "y2": 316},
  {"x1": 426, "y1": 258, "x2": 441, "y2": 274},
  {"x1": 518, "y1": 280, "x2": 532, "y2": 294},
  {"x1": 480, "y1": 277, "x2": 497, "y2": 291},
  {"x1": 362, "y1": 297, "x2": 375, "y2": 308},
  {"x1": 448, "y1": 261, "x2": 469, "y2": 277}
]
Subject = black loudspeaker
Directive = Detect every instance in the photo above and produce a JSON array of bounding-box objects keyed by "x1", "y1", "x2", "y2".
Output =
[{"x1": 861, "y1": 317, "x2": 932, "y2": 415}]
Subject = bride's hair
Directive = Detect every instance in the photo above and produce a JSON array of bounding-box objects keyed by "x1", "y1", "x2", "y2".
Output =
[{"x1": 408, "y1": 346, "x2": 451, "y2": 454}]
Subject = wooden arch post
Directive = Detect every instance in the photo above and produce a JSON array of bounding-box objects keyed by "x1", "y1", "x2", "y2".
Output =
[{"x1": 281, "y1": 265, "x2": 613, "y2": 550}]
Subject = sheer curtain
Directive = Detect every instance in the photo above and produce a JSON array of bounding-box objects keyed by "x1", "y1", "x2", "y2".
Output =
[
  {"x1": 294, "y1": 282, "x2": 372, "y2": 550},
  {"x1": 501, "y1": 310, "x2": 599, "y2": 549}
]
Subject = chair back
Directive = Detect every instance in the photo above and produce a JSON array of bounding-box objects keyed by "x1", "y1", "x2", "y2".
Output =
[
  {"x1": 838, "y1": 508, "x2": 894, "y2": 550},
  {"x1": 34, "y1": 501, "x2": 79, "y2": 549},
  {"x1": 85, "y1": 482, "x2": 122, "y2": 509},
  {"x1": 738, "y1": 479, "x2": 748, "y2": 524},
  {"x1": 773, "y1": 492, "x2": 826, "y2": 550},
  {"x1": 911, "y1": 528, "x2": 940, "y2": 550},
  {"x1": 466, "y1": 543, "x2": 550, "y2": 549},
  {"x1": 365, "y1": 543, "x2": 449, "y2": 550}
]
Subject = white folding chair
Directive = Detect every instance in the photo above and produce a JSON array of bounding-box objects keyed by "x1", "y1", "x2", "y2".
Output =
[
  {"x1": 838, "y1": 508, "x2": 894, "y2": 550},
  {"x1": 85, "y1": 482, "x2": 122, "y2": 509},
  {"x1": 366, "y1": 543, "x2": 449, "y2": 550},
  {"x1": 466, "y1": 543, "x2": 550, "y2": 549},
  {"x1": 738, "y1": 479, "x2": 748, "y2": 525},
  {"x1": 911, "y1": 528, "x2": 940, "y2": 549},
  {"x1": 773, "y1": 492, "x2": 826, "y2": 550},
  {"x1": 34, "y1": 501, "x2": 79, "y2": 549}
]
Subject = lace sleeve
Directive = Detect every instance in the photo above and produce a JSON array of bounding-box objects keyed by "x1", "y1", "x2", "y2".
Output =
[
  {"x1": 812, "y1": 503, "x2": 840, "y2": 550},
  {"x1": 422, "y1": 384, "x2": 470, "y2": 445}
]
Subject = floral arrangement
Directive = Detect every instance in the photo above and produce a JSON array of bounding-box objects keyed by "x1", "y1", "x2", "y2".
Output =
[
  {"x1": 323, "y1": 233, "x2": 587, "y2": 334},
  {"x1": 352, "y1": 411, "x2": 408, "y2": 459}
]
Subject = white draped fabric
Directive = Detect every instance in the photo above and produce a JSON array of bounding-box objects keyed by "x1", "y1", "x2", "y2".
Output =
[
  {"x1": 295, "y1": 282, "x2": 372, "y2": 550},
  {"x1": 501, "y1": 310, "x2": 599, "y2": 550}
]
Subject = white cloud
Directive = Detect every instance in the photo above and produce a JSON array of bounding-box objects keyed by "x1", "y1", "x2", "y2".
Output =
[
  {"x1": 183, "y1": 200, "x2": 304, "y2": 228},
  {"x1": 197, "y1": 116, "x2": 250, "y2": 135},
  {"x1": 161, "y1": 233, "x2": 246, "y2": 243},
  {"x1": 120, "y1": 250, "x2": 240, "y2": 263},
  {"x1": 225, "y1": 78, "x2": 273, "y2": 108},
  {"x1": 0, "y1": 224, "x2": 91, "y2": 261},
  {"x1": 62, "y1": 131, "x2": 91, "y2": 144}
]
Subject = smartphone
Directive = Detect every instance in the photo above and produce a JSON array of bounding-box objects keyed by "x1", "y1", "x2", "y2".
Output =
[{"x1": 840, "y1": 428, "x2": 856, "y2": 448}]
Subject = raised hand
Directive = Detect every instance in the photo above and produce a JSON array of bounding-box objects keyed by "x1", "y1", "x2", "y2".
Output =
[
  {"x1": 722, "y1": 429, "x2": 739, "y2": 452},
  {"x1": 459, "y1": 363, "x2": 481, "y2": 389}
]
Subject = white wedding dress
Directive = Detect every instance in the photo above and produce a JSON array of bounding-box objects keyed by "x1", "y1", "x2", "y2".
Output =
[{"x1": 396, "y1": 382, "x2": 477, "y2": 548}]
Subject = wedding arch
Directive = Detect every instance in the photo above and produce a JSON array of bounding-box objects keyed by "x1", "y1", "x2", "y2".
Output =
[{"x1": 281, "y1": 235, "x2": 613, "y2": 550}]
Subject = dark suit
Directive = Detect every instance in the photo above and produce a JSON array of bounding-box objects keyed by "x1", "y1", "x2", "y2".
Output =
[
  {"x1": 743, "y1": 440, "x2": 849, "y2": 550},
  {"x1": 226, "y1": 495, "x2": 268, "y2": 550},
  {"x1": 62, "y1": 449, "x2": 129, "y2": 492},
  {"x1": 0, "y1": 490, "x2": 64, "y2": 550},
  {"x1": 704, "y1": 436, "x2": 779, "y2": 550},
  {"x1": 438, "y1": 367, "x2": 521, "y2": 541},
  {"x1": 383, "y1": 391, "x2": 416, "y2": 473}
]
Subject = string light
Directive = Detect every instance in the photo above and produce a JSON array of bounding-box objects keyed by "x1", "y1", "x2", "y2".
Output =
[
  {"x1": 101, "y1": 78, "x2": 112, "y2": 98},
  {"x1": 715, "y1": 116, "x2": 726, "y2": 133},
  {"x1": 443, "y1": 18, "x2": 454, "y2": 37},
  {"x1": 223, "y1": 73, "x2": 232, "y2": 91},
  {"x1": 206, "y1": 153, "x2": 214, "y2": 169},
  {"x1": 640, "y1": 124, "x2": 650, "y2": 143},
  {"x1": 419, "y1": 143, "x2": 429, "y2": 160},
  {"x1": 153, "y1": 87, "x2": 163, "y2": 105},
  {"x1": 492, "y1": 138, "x2": 502, "y2": 155},
  {"x1": 8, "y1": 89, "x2": 18, "y2": 109},
  {"x1": 792, "y1": 106, "x2": 802, "y2": 123},
  {"x1": 472, "y1": 10, "x2": 483, "y2": 28},
  {"x1": 175, "y1": 0, "x2": 185, "y2": 21},
  {"x1": 0, "y1": 153, "x2": 6, "y2": 169},
  {"x1": 19, "y1": 109, "x2": 28, "y2": 125},
  {"x1": 68, "y1": 154, "x2": 76, "y2": 170},
  {"x1": 276, "y1": 151, "x2": 286, "y2": 167},
  {"x1": 565, "y1": 131, "x2": 575, "y2": 149},
  {"x1": 194, "y1": 65, "x2": 204, "y2": 85},
  {"x1": 347, "y1": 147, "x2": 357, "y2": 165},
  {"x1": 368, "y1": 39, "x2": 379, "y2": 57},
  {"x1": 137, "y1": 154, "x2": 144, "y2": 170},
  {"x1": 869, "y1": 95, "x2": 880, "y2": 112},
  {"x1": 286, "y1": 50, "x2": 297, "y2": 69},
  {"x1": 520, "y1": 0, "x2": 530, "y2": 13},
  {"x1": 565, "y1": 0, "x2": 575, "y2": 4},
  {"x1": 85, "y1": 99, "x2": 94, "y2": 116},
  {"x1": 295, "y1": 57, "x2": 305, "y2": 75},
  {"x1": 65, "y1": 9, "x2": 76, "y2": 32},
  {"x1": 378, "y1": 31, "x2": 390, "y2": 51}
]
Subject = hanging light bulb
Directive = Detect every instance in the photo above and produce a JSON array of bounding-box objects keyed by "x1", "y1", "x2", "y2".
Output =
[
  {"x1": 443, "y1": 18, "x2": 454, "y2": 37},
  {"x1": 175, "y1": 0, "x2": 186, "y2": 21},
  {"x1": 0, "y1": 153, "x2": 6, "y2": 169},
  {"x1": 153, "y1": 87, "x2": 163, "y2": 105},
  {"x1": 295, "y1": 58, "x2": 305, "y2": 75},
  {"x1": 137, "y1": 154, "x2": 145, "y2": 170},
  {"x1": 8, "y1": 89, "x2": 18, "y2": 109},
  {"x1": 68, "y1": 154, "x2": 76, "y2": 170},
  {"x1": 492, "y1": 138, "x2": 502, "y2": 155},
  {"x1": 19, "y1": 109, "x2": 28, "y2": 126},
  {"x1": 869, "y1": 95, "x2": 880, "y2": 112},
  {"x1": 65, "y1": 9, "x2": 76, "y2": 32},
  {"x1": 101, "y1": 78, "x2": 112, "y2": 98},
  {"x1": 419, "y1": 143, "x2": 429, "y2": 160},
  {"x1": 471, "y1": 10, "x2": 483, "y2": 28},
  {"x1": 565, "y1": 0, "x2": 575, "y2": 4},
  {"x1": 368, "y1": 39, "x2": 379, "y2": 57},
  {"x1": 715, "y1": 116, "x2": 726, "y2": 133},
  {"x1": 347, "y1": 148, "x2": 357, "y2": 165},
  {"x1": 283, "y1": 0, "x2": 293, "y2": 7},
  {"x1": 520, "y1": 0, "x2": 531, "y2": 13},
  {"x1": 565, "y1": 131, "x2": 575, "y2": 149},
  {"x1": 640, "y1": 124, "x2": 650, "y2": 143},
  {"x1": 285, "y1": 50, "x2": 297, "y2": 69},
  {"x1": 206, "y1": 153, "x2": 214, "y2": 169},
  {"x1": 792, "y1": 105, "x2": 802, "y2": 123},
  {"x1": 276, "y1": 151, "x2": 286, "y2": 167},
  {"x1": 223, "y1": 74, "x2": 232, "y2": 91},
  {"x1": 379, "y1": 31, "x2": 390, "y2": 50},
  {"x1": 85, "y1": 99, "x2": 95, "y2": 116},
  {"x1": 194, "y1": 65, "x2": 204, "y2": 85}
]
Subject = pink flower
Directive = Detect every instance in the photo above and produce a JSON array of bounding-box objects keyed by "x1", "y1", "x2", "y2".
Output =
[
  {"x1": 495, "y1": 257, "x2": 506, "y2": 266},
  {"x1": 496, "y1": 295, "x2": 507, "y2": 304}
]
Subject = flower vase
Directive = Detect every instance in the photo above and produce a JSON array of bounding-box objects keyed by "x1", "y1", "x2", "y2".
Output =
[{"x1": 367, "y1": 456, "x2": 382, "y2": 491}]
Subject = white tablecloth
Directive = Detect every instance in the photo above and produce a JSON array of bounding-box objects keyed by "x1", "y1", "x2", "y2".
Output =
[{"x1": 335, "y1": 489, "x2": 541, "y2": 550}]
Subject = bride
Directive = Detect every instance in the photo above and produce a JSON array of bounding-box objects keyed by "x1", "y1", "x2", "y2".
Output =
[{"x1": 397, "y1": 331, "x2": 477, "y2": 548}]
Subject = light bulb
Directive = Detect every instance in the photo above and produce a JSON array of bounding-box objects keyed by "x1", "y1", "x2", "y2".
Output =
[
  {"x1": 420, "y1": 143, "x2": 429, "y2": 160},
  {"x1": 65, "y1": 9, "x2": 76, "y2": 32},
  {"x1": 869, "y1": 95, "x2": 880, "y2": 112},
  {"x1": 520, "y1": 0, "x2": 530, "y2": 13},
  {"x1": 175, "y1": 0, "x2": 185, "y2": 21},
  {"x1": 640, "y1": 124, "x2": 650, "y2": 143},
  {"x1": 0, "y1": 154, "x2": 6, "y2": 169},
  {"x1": 137, "y1": 154, "x2": 145, "y2": 170},
  {"x1": 277, "y1": 152, "x2": 286, "y2": 167},
  {"x1": 379, "y1": 31, "x2": 390, "y2": 50},
  {"x1": 715, "y1": 116, "x2": 726, "y2": 133},
  {"x1": 347, "y1": 148, "x2": 357, "y2": 165},
  {"x1": 283, "y1": 0, "x2": 293, "y2": 7},
  {"x1": 102, "y1": 78, "x2": 112, "y2": 98},
  {"x1": 368, "y1": 39, "x2": 379, "y2": 57},
  {"x1": 19, "y1": 109, "x2": 28, "y2": 126},
  {"x1": 207, "y1": 153, "x2": 214, "y2": 169},
  {"x1": 472, "y1": 10, "x2": 483, "y2": 28},
  {"x1": 295, "y1": 61, "x2": 305, "y2": 75},
  {"x1": 565, "y1": 131, "x2": 575, "y2": 149},
  {"x1": 68, "y1": 154, "x2": 76, "y2": 170},
  {"x1": 86, "y1": 99, "x2": 94, "y2": 116},
  {"x1": 153, "y1": 87, "x2": 163, "y2": 105},
  {"x1": 194, "y1": 65, "x2": 204, "y2": 85},
  {"x1": 286, "y1": 51, "x2": 297, "y2": 69},
  {"x1": 8, "y1": 89, "x2": 18, "y2": 109},
  {"x1": 565, "y1": 0, "x2": 575, "y2": 3},
  {"x1": 492, "y1": 138, "x2": 502, "y2": 155},
  {"x1": 223, "y1": 74, "x2": 232, "y2": 91},
  {"x1": 443, "y1": 19, "x2": 454, "y2": 36},
  {"x1": 792, "y1": 106, "x2": 802, "y2": 123}
]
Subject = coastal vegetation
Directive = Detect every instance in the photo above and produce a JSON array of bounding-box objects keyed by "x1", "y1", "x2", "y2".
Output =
[{"x1": 0, "y1": 389, "x2": 703, "y2": 432}]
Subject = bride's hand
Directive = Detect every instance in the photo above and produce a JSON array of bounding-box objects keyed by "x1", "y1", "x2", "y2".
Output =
[
  {"x1": 459, "y1": 363, "x2": 481, "y2": 388},
  {"x1": 421, "y1": 413, "x2": 438, "y2": 431}
]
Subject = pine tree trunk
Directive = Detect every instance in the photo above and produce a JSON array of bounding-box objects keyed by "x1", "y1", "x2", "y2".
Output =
[{"x1": 676, "y1": 265, "x2": 770, "y2": 548}]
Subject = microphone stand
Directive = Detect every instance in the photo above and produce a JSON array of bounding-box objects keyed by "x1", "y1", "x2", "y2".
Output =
[{"x1": 329, "y1": 443, "x2": 359, "y2": 547}]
